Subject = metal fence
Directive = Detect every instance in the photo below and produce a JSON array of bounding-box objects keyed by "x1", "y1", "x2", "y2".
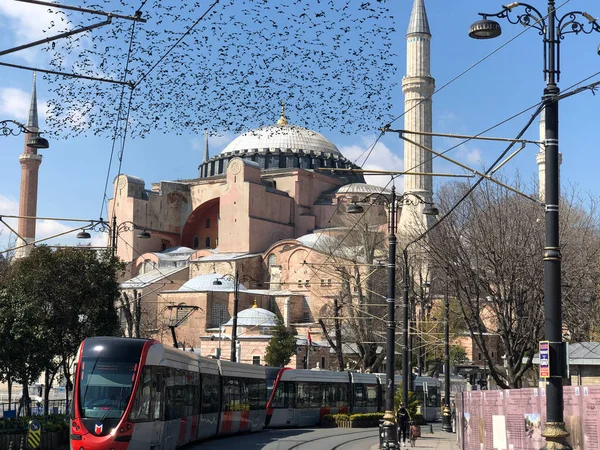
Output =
[{"x1": 1, "y1": 399, "x2": 69, "y2": 420}]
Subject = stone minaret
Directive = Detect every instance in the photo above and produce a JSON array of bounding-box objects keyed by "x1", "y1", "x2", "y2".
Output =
[
  {"x1": 399, "y1": 0, "x2": 435, "y2": 235},
  {"x1": 15, "y1": 73, "x2": 43, "y2": 259},
  {"x1": 203, "y1": 130, "x2": 209, "y2": 163}
]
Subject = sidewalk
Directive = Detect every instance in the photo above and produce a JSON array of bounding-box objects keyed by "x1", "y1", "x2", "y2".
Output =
[{"x1": 370, "y1": 425, "x2": 458, "y2": 450}]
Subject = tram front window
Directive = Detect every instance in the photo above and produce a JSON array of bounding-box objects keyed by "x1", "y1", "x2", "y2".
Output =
[{"x1": 79, "y1": 357, "x2": 138, "y2": 419}]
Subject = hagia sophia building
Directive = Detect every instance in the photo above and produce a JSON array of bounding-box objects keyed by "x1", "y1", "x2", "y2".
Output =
[{"x1": 107, "y1": 0, "x2": 439, "y2": 369}]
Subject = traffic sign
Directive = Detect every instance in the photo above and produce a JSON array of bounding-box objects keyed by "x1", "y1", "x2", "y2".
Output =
[
  {"x1": 28, "y1": 420, "x2": 41, "y2": 449},
  {"x1": 539, "y1": 341, "x2": 550, "y2": 378}
]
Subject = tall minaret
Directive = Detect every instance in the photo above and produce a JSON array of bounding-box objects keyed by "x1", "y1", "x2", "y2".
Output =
[
  {"x1": 15, "y1": 73, "x2": 43, "y2": 259},
  {"x1": 399, "y1": 0, "x2": 435, "y2": 235},
  {"x1": 203, "y1": 130, "x2": 209, "y2": 163}
]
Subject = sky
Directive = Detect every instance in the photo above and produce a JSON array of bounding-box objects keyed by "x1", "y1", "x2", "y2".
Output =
[{"x1": 1, "y1": 0, "x2": 599, "y2": 251}]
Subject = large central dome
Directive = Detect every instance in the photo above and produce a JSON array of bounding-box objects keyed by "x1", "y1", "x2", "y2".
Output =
[
  {"x1": 197, "y1": 109, "x2": 363, "y2": 182},
  {"x1": 221, "y1": 123, "x2": 341, "y2": 156}
]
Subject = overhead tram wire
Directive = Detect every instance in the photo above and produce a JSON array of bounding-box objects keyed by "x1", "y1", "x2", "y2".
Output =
[
  {"x1": 277, "y1": 95, "x2": 549, "y2": 293},
  {"x1": 132, "y1": 0, "x2": 220, "y2": 90},
  {"x1": 288, "y1": 3, "x2": 575, "y2": 289},
  {"x1": 383, "y1": 0, "x2": 572, "y2": 129},
  {"x1": 100, "y1": 17, "x2": 140, "y2": 219}
]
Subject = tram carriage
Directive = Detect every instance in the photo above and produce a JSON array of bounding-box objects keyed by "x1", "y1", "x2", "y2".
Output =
[
  {"x1": 70, "y1": 337, "x2": 266, "y2": 450},
  {"x1": 265, "y1": 368, "x2": 384, "y2": 427}
]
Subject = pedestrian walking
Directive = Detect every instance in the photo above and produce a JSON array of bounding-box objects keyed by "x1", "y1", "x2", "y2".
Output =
[{"x1": 397, "y1": 402, "x2": 411, "y2": 447}]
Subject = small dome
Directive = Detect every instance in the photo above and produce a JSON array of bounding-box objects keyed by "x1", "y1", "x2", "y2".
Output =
[
  {"x1": 225, "y1": 306, "x2": 278, "y2": 327},
  {"x1": 334, "y1": 183, "x2": 392, "y2": 195},
  {"x1": 179, "y1": 273, "x2": 246, "y2": 292},
  {"x1": 221, "y1": 123, "x2": 341, "y2": 156}
]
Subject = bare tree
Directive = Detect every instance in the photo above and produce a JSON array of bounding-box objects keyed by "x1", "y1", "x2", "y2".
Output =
[
  {"x1": 313, "y1": 203, "x2": 389, "y2": 373},
  {"x1": 427, "y1": 178, "x2": 600, "y2": 388}
]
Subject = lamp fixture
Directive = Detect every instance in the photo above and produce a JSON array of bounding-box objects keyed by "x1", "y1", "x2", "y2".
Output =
[
  {"x1": 346, "y1": 203, "x2": 364, "y2": 214},
  {"x1": 26, "y1": 135, "x2": 49, "y2": 149},
  {"x1": 469, "y1": 18, "x2": 502, "y2": 39},
  {"x1": 136, "y1": 230, "x2": 151, "y2": 239},
  {"x1": 76, "y1": 230, "x2": 91, "y2": 239}
]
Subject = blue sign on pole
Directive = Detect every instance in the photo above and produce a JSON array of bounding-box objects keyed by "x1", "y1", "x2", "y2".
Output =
[{"x1": 539, "y1": 341, "x2": 550, "y2": 378}]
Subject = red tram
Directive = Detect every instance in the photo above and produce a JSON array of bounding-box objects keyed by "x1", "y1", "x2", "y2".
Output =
[{"x1": 70, "y1": 337, "x2": 266, "y2": 450}]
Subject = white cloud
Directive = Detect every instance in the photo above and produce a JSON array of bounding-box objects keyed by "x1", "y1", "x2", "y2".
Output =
[
  {"x1": 0, "y1": 195, "x2": 19, "y2": 247},
  {"x1": 339, "y1": 137, "x2": 404, "y2": 189},
  {"x1": 0, "y1": 2, "x2": 59, "y2": 62},
  {"x1": 0, "y1": 86, "x2": 48, "y2": 125}
]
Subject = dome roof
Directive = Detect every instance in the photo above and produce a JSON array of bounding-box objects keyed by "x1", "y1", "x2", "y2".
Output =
[
  {"x1": 225, "y1": 306, "x2": 278, "y2": 327},
  {"x1": 179, "y1": 273, "x2": 247, "y2": 292},
  {"x1": 221, "y1": 123, "x2": 341, "y2": 156},
  {"x1": 334, "y1": 183, "x2": 392, "y2": 195}
]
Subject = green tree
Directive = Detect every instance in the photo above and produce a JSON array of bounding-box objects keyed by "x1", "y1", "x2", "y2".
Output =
[
  {"x1": 264, "y1": 320, "x2": 297, "y2": 367},
  {"x1": 0, "y1": 246, "x2": 123, "y2": 413}
]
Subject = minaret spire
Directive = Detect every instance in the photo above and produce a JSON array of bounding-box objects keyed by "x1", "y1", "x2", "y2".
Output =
[
  {"x1": 407, "y1": 0, "x2": 431, "y2": 36},
  {"x1": 203, "y1": 130, "x2": 209, "y2": 163},
  {"x1": 27, "y1": 72, "x2": 39, "y2": 133}
]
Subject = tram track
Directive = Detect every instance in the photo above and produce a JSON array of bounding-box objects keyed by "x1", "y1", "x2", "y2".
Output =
[{"x1": 285, "y1": 429, "x2": 378, "y2": 450}]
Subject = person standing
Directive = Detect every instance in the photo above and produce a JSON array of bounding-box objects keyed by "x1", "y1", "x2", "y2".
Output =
[{"x1": 397, "y1": 402, "x2": 411, "y2": 447}]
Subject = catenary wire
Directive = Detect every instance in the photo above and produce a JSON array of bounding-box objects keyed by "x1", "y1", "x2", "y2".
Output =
[
  {"x1": 133, "y1": 0, "x2": 220, "y2": 89},
  {"x1": 99, "y1": 18, "x2": 139, "y2": 220},
  {"x1": 383, "y1": 0, "x2": 572, "y2": 129}
]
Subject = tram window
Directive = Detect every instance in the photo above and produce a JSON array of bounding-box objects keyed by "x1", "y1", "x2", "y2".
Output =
[
  {"x1": 130, "y1": 367, "x2": 152, "y2": 422},
  {"x1": 152, "y1": 369, "x2": 163, "y2": 420},
  {"x1": 165, "y1": 368, "x2": 186, "y2": 420},
  {"x1": 354, "y1": 384, "x2": 367, "y2": 407},
  {"x1": 223, "y1": 377, "x2": 241, "y2": 412},
  {"x1": 201, "y1": 374, "x2": 219, "y2": 414},
  {"x1": 240, "y1": 378, "x2": 250, "y2": 411},
  {"x1": 272, "y1": 381, "x2": 291, "y2": 408},
  {"x1": 367, "y1": 385, "x2": 378, "y2": 407}
]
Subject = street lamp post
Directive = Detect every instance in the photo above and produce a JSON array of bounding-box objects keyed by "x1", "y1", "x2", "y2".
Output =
[
  {"x1": 213, "y1": 271, "x2": 258, "y2": 363},
  {"x1": 348, "y1": 185, "x2": 438, "y2": 450},
  {"x1": 469, "y1": 3, "x2": 600, "y2": 448},
  {"x1": 441, "y1": 268, "x2": 453, "y2": 432}
]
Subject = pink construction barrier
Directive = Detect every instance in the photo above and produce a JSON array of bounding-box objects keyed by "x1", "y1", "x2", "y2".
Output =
[{"x1": 456, "y1": 385, "x2": 600, "y2": 449}]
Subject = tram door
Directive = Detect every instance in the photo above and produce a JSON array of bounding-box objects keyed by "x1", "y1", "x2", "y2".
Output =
[
  {"x1": 283, "y1": 381, "x2": 295, "y2": 425},
  {"x1": 151, "y1": 368, "x2": 164, "y2": 449}
]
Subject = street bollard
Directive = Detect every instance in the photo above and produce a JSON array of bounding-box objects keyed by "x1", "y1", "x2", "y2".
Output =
[
  {"x1": 19, "y1": 436, "x2": 24, "y2": 450},
  {"x1": 8, "y1": 440, "x2": 13, "y2": 450},
  {"x1": 430, "y1": 424, "x2": 434, "y2": 434}
]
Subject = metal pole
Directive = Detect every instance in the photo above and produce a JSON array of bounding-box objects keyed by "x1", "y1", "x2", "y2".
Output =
[
  {"x1": 380, "y1": 185, "x2": 399, "y2": 449},
  {"x1": 442, "y1": 269, "x2": 452, "y2": 432},
  {"x1": 230, "y1": 269, "x2": 239, "y2": 362},
  {"x1": 111, "y1": 215, "x2": 118, "y2": 257},
  {"x1": 402, "y1": 249, "x2": 409, "y2": 408},
  {"x1": 542, "y1": 1, "x2": 569, "y2": 448}
]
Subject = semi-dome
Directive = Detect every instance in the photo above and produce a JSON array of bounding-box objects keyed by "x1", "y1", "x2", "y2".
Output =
[
  {"x1": 221, "y1": 123, "x2": 341, "y2": 156},
  {"x1": 225, "y1": 305, "x2": 278, "y2": 327},
  {"x1": 179, "y1": 273, "x2": 247, "y2": 292}
]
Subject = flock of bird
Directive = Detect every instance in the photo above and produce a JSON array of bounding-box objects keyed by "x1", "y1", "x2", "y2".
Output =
[{"x1": 43, "y1": 0, "x2": 399, "y2": 139}]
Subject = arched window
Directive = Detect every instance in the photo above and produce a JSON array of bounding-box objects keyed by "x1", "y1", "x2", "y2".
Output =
[
  {"x1": 205, "y1": 237, "x2": 211, "y2": 248},
  {"x1": 193, "y1": 236, "x2": 199, "y2": 249},
  {"x1": 206, "y1": 218, "x2": 211, "y2": 229},
  {"x1": 143, "y1": 259, "x2": 155, "y2": 274},
  {"x1": 267, "y1": 254, "x2": 277, "y2": 267}
]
